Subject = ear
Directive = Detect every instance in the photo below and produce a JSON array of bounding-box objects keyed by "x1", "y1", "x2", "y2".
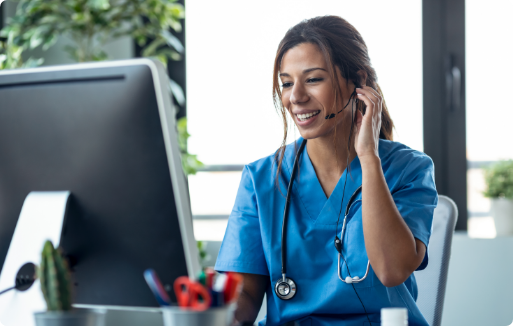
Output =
[{"x1": 356, "y1": 70, "x2": 367, "y2": 87}]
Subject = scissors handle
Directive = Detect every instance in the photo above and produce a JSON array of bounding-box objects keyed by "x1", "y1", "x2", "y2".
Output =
[
  {"x1": 189, "y1": 283, "x2": 211, "y2": 310},
  {"x1": 174, "y1": 276, "x2": 211, "y2": 311}
]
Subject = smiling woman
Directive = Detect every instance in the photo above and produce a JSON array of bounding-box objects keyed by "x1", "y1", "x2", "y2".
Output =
[
  {"x1": 272, "y1": 18, "x2": 394, "y2": 185},
  {"x1": 214, "y1": 15, "x2": 437, "y2": 326}
]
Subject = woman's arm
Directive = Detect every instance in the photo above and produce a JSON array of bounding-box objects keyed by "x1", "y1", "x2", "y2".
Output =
[
  {"x1": 355, "y1": 86, "x2": 426, "y2": 287},
  {"x1": 232, "y1": 273, "x2": 269, "y2": 326},
  {"x1": 360, "y1": 155, "x2": 426, "y2": 287}
]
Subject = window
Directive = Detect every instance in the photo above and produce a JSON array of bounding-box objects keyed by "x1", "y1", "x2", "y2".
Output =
[
  {"x1": 465, "y1": 0, "x2": 513, "y2": 238},
  {"x1": 186, "y1": 1, "x2": 423, "y2": 240}
]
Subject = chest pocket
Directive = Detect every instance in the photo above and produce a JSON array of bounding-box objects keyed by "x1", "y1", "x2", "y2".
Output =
[{"x1": 340, "y1": 199, "x2": 377, "y2": 289}]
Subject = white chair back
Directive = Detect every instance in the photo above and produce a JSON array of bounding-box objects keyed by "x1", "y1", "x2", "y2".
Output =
[{"x1": 414, "y1": 195, "x2": 458, "y2": 326}]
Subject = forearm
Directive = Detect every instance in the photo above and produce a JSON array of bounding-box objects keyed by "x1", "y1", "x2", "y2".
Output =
[
  {"x1": 231, "y1": 273, "x2": 268, "y2": 326},
  {"x1": 360, "y1": 155, "x2": 424, "y2": 287},
  {"x1": 231, "y1": 290, "x2": 261, "y2": 326}
]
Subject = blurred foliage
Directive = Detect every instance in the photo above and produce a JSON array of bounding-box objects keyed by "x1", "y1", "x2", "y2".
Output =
[
  {"x1": 0, "y1": 36, "x2": 43, "y2": 69},
  {"x1": 196, "y1": 240, "x2": 210, "y2": 268},
  {"x1": 483, "y1": 160, "x2": 513, "y2": 199},
  {"x1": 177, "y1": 117, "x2": 204, "y2": 175},
  {"x1": 0, "y1": 0, "x2": 185, "y2": 64},
  {"x1": 0, "y1": 0, "x2": 202, "y2": 175}
]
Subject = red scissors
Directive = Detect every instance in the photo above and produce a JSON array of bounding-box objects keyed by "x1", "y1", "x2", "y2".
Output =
[{"x1": 174, "y1": 276, "x2": 211, "y2": 311}]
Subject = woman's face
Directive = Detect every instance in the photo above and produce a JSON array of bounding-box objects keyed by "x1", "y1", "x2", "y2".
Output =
[{"x1": 280, "y1": 43, "x2": 355, "y2": 140}]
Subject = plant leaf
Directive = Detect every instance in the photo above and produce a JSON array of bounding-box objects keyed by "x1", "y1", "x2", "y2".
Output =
[
  {"x1": 88, "y1": 0, "x2": 111, "y2": 10},
  {"x1": 169, "y1": 77, "x2": 185, "y2": 106},
  {"x1": 42, "y1": 34, "x2": 58, "y2": 51},
  {"x1": 141, "y1": 37, "x2": 166, "y2": 57},
  {"x1": 160, "y1": 29, "x2": 184, "y2": 53}
]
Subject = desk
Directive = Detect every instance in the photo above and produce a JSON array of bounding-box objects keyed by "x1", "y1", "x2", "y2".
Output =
[
  {"x1": 74, "y1": 307, "x2": 164, "y2": 326},
  {"x1": 206, "y1": 235, "x2": 513, "y2": 326}
]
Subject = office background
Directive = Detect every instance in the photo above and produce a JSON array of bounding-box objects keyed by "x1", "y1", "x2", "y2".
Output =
[{"x1": 1, "y1": 0, "x2": 513, "y2": 325}]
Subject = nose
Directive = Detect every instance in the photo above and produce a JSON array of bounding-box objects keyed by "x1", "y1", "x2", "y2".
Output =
[{"x1": 290, "y1": 82, "x2": 309, "y2": 105}]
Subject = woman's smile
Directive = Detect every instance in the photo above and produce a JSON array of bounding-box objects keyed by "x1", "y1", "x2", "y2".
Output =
[{"x1": 294, "y1": 110, "x2": 321, "y2": 125}]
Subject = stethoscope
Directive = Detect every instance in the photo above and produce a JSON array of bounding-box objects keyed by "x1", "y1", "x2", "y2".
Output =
[{"x1": 274, "y1": 138, "x2": 370, "y2": 300}]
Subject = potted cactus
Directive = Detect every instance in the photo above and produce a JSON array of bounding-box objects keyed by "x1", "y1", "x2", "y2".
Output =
[{"x1": 34, "y1": 240, "x2": 102, "y2": 326}]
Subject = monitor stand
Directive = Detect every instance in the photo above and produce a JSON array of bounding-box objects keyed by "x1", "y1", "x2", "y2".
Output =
[
  {"x1": 0, "y1": 191, "x2": 71, "y2": 326},
  {"x1": 0, "y1": 192, "x2": 165, "y2": 326}
]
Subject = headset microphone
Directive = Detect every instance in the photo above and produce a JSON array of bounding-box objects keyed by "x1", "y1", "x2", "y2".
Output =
[{"x1": 324, "y1": 86, "x2": 359, "y2": 120}]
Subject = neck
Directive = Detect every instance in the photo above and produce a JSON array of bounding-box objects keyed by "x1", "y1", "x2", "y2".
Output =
[{"x1": 306, "y1": 129, "x2": 357, "y2": 177}]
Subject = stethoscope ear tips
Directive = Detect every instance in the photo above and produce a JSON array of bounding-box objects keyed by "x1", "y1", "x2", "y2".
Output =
[{"x1": 344, "y1": 276, "x2": 361, "y2": 284}]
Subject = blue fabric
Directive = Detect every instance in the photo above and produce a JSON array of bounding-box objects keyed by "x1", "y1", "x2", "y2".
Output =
[{"x1": 215, "y1": 138, "x2": 438, "y2": 326}]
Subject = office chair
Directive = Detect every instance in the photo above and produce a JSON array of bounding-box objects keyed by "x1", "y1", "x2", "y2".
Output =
[{"x1": 414, "y1": 195, "x2": 458, "y2": 326}]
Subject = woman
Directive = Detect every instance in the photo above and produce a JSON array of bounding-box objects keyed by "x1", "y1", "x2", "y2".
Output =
[{"x1": 215, "y1": 16, "x2": 437, "y2": 326}]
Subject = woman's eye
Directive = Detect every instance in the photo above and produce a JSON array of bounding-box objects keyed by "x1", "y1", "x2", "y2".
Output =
[
  {"x1": 281, "y1": 82, "x2": 292, "y2": 88},
  {"x1": 307, "y1": 78, "x2": 323, "y2": 83}
]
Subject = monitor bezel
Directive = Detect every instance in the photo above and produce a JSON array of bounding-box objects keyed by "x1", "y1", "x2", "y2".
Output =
[{"x1": 0, "y1": 59, "x2": 201, "y2": 310}]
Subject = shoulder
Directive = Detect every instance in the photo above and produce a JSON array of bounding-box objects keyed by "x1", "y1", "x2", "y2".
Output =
[
  {"x1": 379, "y1": 139, "x2": 434, "y2": 171},
  {"x1": 378, "y1": 139, "x2": 435, "y2": 189},
  {"x1": 244, "y1": 139, "x2": 301, "y2": 178}
]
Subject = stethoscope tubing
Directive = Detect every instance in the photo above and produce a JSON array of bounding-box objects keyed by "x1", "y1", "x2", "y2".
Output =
[
  {"x1": 280, "y1": 138, "x2": 307, "y2": 278},
  {"x1": 337, "y1": 185, "x2": 370, "y2": 283},
  {"x1": 338, "y1": 254, "x2": 370, "y2": 283}
]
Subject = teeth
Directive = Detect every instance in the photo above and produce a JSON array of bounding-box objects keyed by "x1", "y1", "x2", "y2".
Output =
[{"x1": 297, "y1": 111, "x2": 320, "y2": 121}]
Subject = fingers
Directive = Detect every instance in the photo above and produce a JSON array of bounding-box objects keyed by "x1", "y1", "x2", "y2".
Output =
[
  {"x1": 355, "y1": 86, "x2": 382, "y2": 117},
  {"x1": 356, "y1": 89, "x2": 375, "y2": 117},
  {"x1": 354, "y1": 108, "x2": 363, "y2": 133},
  {"x1": 357, "y1": 86, "x2": 380, "y2": 106}
]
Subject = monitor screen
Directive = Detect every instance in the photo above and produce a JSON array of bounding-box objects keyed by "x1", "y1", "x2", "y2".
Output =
[{"x1": 0, "y1": 59, "x2": 200, "y2": 307}]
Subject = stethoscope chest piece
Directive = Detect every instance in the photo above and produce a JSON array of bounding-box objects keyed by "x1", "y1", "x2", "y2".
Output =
[{"x1": 274, "y1": 276, "x2": 297, "y2": 300}]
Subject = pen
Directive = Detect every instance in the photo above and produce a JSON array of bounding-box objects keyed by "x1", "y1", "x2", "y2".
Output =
[
  {"x1": 144, "y1": 269, "x2": 171, "y2": 306},
  {"x1": 205, "y1": 268, "x2": 215, "y2": 289},
  {"x1": 198, "y1": 270, "x2": 207, "y2": 287},
  {"x1": 224, "y1": 272, "x2": 243, "y2": 304}
]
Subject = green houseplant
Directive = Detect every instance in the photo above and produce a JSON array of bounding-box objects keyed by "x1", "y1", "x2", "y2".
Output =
[
  {"x1": 483, "y1": 160, "x2": 513, "y2": 236},
  {"x1": 0, "y1": 0, "x2": 185, "y2": 103},
  {"x1": 0, "y1": 35, "x2": 42, "y2": 69},
  {"x1": 34, "y1": 240, "x2": 103, "y2": 326},
  {"x1": 0, "y1": 0, "x2": 202, "y2": 175}
]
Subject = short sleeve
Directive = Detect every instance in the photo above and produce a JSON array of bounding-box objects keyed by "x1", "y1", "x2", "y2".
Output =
[
  {"x1": 214, "y1": 166, "x2": 269, "y2": 275},
  {"x1": 392, "y1": 154, "x2": 438, "y2": 271}
]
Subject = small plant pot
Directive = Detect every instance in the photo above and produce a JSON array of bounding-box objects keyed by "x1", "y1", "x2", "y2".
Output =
[
  {"x1": 491, "y1": 198, "x2": 513, "y2": 236},
  {"x1": 34, "y1": 311, "x2": 104, "y2": 326}
]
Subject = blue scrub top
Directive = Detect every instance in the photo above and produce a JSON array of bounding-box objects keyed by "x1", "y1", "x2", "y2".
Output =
[{"x1": 215, "y1": 138, "x2": 438, "y2": 326}]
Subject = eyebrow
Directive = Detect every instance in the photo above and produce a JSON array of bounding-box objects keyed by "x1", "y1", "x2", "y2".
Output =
[{"x1": 279, "y1": 67, "x2": 327, "y2": 77}]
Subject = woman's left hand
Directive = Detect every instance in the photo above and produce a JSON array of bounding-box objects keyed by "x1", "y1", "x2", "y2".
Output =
[{"x1": 354, "y1": 86, "x2": 382, "y2": 161}]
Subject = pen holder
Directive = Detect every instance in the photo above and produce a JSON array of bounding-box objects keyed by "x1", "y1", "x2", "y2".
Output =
[{"x1": 161, "y1": 305, "x2": 235, "y2": 326}]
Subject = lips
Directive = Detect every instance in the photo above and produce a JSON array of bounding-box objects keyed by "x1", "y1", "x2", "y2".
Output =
[{"x1": 295, "y1": 110, "x2": 320, "y2": 122}]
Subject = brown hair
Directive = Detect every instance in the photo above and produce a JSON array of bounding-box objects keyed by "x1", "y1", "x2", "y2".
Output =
[{"x1": 272, "y1": 15, "x2": 394, "y2": 183}]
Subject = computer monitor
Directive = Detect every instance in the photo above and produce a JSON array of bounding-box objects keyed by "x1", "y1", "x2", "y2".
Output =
[{"x1": 0, "y1": 59, "x2": 200, "y2": 309}]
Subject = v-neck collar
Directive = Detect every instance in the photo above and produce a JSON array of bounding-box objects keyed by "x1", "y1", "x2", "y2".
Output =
[
  {"x1": 282, "y1": 138, "x2": 362, "y2": 224},
  {"x1": 318, "y1": 155, "x2": 362, "y2": 225}
]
